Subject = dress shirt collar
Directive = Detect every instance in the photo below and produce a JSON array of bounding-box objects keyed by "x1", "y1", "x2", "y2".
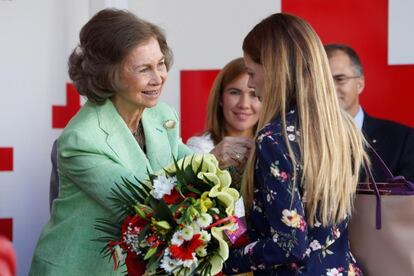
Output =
[{"x1": 353, "y1": 106, "x2": 364, "y2": 130}]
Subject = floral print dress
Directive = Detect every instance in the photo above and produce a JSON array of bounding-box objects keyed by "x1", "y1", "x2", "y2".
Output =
[{"x1": 223, "y1": 109, "x2": 362, "y2": 276}]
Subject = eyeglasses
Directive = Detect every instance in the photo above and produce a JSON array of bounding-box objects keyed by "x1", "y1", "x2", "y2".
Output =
[{"x1": 332, "y1": 75, "x2": 361, "y2": 86}]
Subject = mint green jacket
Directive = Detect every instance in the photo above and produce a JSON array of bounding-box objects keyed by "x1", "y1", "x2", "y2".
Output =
[{"x1": 29, "y1": 100, "x2": 192, "y2": 275}]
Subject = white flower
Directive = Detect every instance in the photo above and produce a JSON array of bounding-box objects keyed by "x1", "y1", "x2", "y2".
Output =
[
  {"x1": 151, "y1": 175, "x2": 176, "y2": 199},
  {"x1": 288, "y1": 133, "x2": 296, "y2": 141},
  {"x1": 287, "y1": 125, "x2": 295, "y2": 132},
  {"x1": 199, "y1": 230, "x2": 211, "y2": 243},
  {"x1": 196, "y1": 213, "x2": 213, "y2": 228},
  {"x1": 326, "y1": 268, "x2": 343, "y2": 276},
  {"x1": 195, "y1": 246, "x2": 208, "y2": 257},
  {"x1": 190, "y1": 222, "x2": 202, "y2": 234},
  {"x1": 171, "y1": 231, "x2": 184, "y2": 246},
  {"x1": 314, "y1": 221, "x2": 322, "y2": 227},
  {"x1": 309, "y1": 240, "x2": 321, "y2": 251},
  {"x1": 160, "y1": 254, "x2": 181, "y2": 273},
  {"x1": 181, "y1": 226, "x2": 194, "y2": 241},
  {"x1": 182, "y1": 253, "x2": 197, "y2": 268}
]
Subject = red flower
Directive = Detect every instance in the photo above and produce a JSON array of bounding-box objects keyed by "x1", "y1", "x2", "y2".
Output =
[
  {"x1": 163, "y1": 187, "x2": 182, "y2": 205},
  {"x1": 125, "y1": 253, "x2": 146, "y2": 276},
  {"x1": 120, "y1": 215, "x2": 148, "y2": 251},
  {"x1": 146, "y1": 235, "x2": 161, "y2": 248},
  {"x1": 121, "y1": 215, "x2": 147, "y2": 234},
  {"x1": 169, "y1": 234, "x2": 204, "y2": 260}
]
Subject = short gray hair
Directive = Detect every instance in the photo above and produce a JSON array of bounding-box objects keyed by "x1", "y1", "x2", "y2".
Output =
[
  {"x1": 68, "y1": 8, "x2": 173, "y2": 105},
  {"x1": 324, "y1": 44, "x2": 363, "y2": 76}
]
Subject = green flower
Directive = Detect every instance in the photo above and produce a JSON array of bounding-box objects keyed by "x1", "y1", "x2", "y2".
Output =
[
  {"x1": 209, "y1": 222, "x2": 235, "y2": 275},
  {"x1": 151, "y1": 218, "x2": 171, "y2": 236}
]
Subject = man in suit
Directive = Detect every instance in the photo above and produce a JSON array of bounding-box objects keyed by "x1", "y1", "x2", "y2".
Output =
[{"x1": 325, "y1": 44, "x2": 414, "y2": 182}]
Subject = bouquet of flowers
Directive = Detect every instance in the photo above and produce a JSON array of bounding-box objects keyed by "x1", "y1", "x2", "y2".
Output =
[{"x1": 96, "y1": 154, "x2": 242, "y2": 275}]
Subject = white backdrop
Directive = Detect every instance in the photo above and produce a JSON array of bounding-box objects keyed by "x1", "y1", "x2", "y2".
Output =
[
  {"x1": 389, "y1": 0, "x2": 414, "y2": 64},
  {"x1": 128, "y1": 0, "x2": 278, "y2": 112}
]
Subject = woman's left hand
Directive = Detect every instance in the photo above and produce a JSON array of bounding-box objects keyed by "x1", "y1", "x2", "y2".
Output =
[{"x1": 210, "y1": 136, "x2": 254, "y2": 169}]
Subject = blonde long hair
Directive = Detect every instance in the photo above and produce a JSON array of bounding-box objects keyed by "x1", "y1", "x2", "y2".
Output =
[{"x1": 242, "y1": 13, "x2": 368, "y2": 226}]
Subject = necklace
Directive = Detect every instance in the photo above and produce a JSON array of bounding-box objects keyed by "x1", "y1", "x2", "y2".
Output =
[{"x1": 133, "y1": 121, "x2": 146, "y2": 153}]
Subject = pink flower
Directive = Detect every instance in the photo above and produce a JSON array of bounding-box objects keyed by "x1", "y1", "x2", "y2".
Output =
[{"x1": 280, "y1": 171, "x2": 289, "y2": 181}]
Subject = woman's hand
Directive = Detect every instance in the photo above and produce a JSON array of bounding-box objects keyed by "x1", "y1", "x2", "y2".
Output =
[{"x1": 210, "y1": 136, "x2": 254, "y2": 169}]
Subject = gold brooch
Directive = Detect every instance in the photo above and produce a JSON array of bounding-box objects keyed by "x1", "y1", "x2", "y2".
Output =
[{"x1": 163, "y1": 120, "x2": 176, "y2": 129}]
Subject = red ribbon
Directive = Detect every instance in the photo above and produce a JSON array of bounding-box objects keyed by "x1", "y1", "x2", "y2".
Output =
[
  {"x1": 204, "y1": 215, "x2": 237, "y2": 230},
  {"x1": 107, "y1": 241, "x2": 123, "y2": 271}
]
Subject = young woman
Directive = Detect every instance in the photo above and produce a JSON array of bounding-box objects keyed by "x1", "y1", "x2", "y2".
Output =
[
  {"x1": 223, "y1": 13, "x2": 367, "y2": 275},
  {"x1": 187, "y1": 58, "x2": 261, "y2": 188}
]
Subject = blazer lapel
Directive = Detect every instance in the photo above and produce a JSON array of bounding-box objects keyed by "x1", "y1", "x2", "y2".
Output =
[
  {"x1": 96, "y1": 100, "x2": 153, "y2": 178},
  {"x1": 141, "y1": 107, "x2": 174, "y2": 172},
  {"x1": 362, "y1": 113, "x2": 378, "y2": 145}
]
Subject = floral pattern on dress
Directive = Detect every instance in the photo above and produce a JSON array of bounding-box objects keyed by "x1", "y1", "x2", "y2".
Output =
[
  {"x1": 281, "y1": 209, "x2": 306, "y2": 231},
  {"x1": 223, "y1": 108, "x2": 363, "y2": 276}
]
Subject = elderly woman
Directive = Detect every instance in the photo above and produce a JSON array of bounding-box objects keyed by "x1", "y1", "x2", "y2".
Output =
[{"x1": 30, "y1": 9, "x2": 248, "y2": 275}]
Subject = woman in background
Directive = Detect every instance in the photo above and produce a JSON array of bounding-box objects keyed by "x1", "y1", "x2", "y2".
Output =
[
  {"x1": 187, "y1": 57, "x2": 261, "y2": 188},
  {"x1": 223, "y1": 13, "x2": 367, "y2": 275}
]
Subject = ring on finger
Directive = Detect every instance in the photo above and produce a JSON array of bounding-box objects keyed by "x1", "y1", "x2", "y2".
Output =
[{"x1": 235, "y1": 153, "x2": 241, "y2": 160}]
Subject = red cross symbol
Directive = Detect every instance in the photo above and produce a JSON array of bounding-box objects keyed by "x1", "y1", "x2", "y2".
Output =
[{"x1": 52, "y1": 83, "x2": 81, "y2": 129}]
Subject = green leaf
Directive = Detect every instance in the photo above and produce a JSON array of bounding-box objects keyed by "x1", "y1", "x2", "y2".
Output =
[
  {"x1": 143, "y1": 246, "x2": 157, "y2": 260},
  {"x1": 138, "y1": 224, "x2": 150, "y2": 242},
  {"x1": 146, "y1": 251, "x2": 164, "y2": 274},
  {"x1": 185, "y1": 184, "x2": 201, "y2": 195},
  {"x1": 122, "y1": 177, "x2": 148, "y2": 201},
  {"x1": 133, "y1": 176, "x2": 152, "y2": 194},
  {"x1": 149, "y1": 198, "x2": 176, "y2": 227}
]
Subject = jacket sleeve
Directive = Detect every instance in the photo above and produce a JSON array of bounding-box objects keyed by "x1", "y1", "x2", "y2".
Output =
[
  {"x1": 57, "y1": 130, "x2": 138, "y2": 212},
  {"x1": 223, "y1": 135, "x2": 308, "y2": 274}
]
